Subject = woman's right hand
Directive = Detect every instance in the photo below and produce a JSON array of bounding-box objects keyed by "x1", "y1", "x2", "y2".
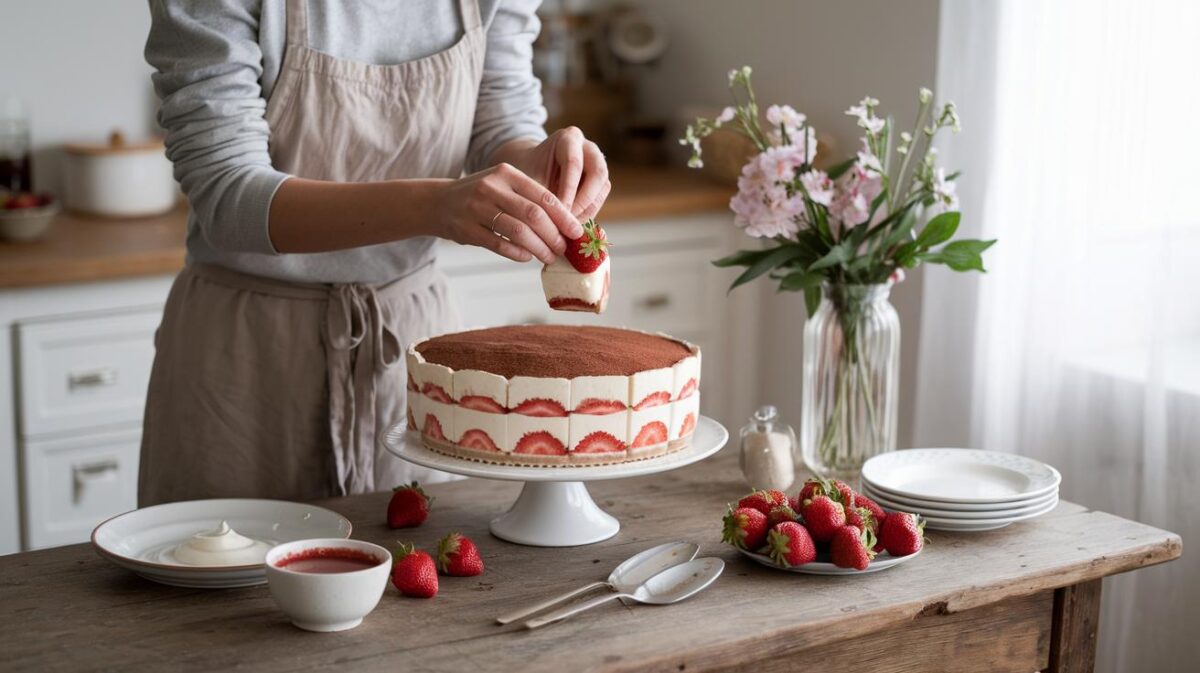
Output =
[{"x1": 437, "y1": 163, "x2": 585, "y2": 264}]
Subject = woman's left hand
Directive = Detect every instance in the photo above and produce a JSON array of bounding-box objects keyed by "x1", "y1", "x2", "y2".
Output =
[{"x1": 504, "y1": 127, "x2": 612, "y2": 221}]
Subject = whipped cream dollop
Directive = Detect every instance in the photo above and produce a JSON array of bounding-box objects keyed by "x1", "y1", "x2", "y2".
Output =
[{"x1": 173, "y1": 520, "x2": 272, "y2": 566}]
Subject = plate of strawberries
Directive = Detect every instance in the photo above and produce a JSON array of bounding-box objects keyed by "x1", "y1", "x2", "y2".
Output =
[{"x1": 721, "y1": 477, "x2": 924, "y2": 574}]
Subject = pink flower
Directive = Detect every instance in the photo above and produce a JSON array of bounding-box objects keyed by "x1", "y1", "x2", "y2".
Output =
[
  {"x1": 800, "y1": 170, "x2": 834, "y2": 206},
  {"x1": 830, "y1": 163, "x2": 884, "y2": 228}
]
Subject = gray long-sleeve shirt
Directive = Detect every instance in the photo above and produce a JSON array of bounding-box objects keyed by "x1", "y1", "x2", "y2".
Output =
[{"x1": 145, "y1": 0, "x2": 547, "y2": 280}]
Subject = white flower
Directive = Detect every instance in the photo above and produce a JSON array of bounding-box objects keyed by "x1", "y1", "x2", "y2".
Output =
[
  {"x1": 928, "y1": 167, "x2": 959, "y2": 215},
  {"x1": 766, "y1": 104, "x2": 806, "y2": 129},
  {"x1": 900, "y1": 132, "x2": 913, "y2": 143},
  {"x1": 715, "y1": 106, "x2": 736, "y2": 126},
  {"x1": 889, "y1": 268, "x2": 906, "y2": 284},
  {"x1": 856, "y1": 139, "x2": 883, "y2": 174},
  {"x1": 919, "y1": 87, "x2": 933, "y2": 104},
  {"x1": 846, "y1": 96, "x2": 884, "y2": 136},
  {"x1": 800, "y1": 170, "x2": 834, "y2": 206}
]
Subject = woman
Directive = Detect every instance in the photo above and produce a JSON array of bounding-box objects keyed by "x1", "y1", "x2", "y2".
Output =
[{"x1": 139, "y1": 0, "x2": 609, "y2": 505}]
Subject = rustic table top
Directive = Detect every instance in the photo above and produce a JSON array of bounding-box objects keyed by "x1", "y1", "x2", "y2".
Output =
[
  {"x1": 2, "y1": 451, "x2": 1180, "y2": 673},
  {"x1": 0, "y1": 166, "x2": 731, "y2": 290}
]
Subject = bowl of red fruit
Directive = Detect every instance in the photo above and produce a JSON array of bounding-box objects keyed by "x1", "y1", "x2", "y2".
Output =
[
  {"x1": 0, "y1": 191, "x2": 59, "y2": 242},
  {"x1": 721, "y1": 477, "x2": 924, "y2": 575}
]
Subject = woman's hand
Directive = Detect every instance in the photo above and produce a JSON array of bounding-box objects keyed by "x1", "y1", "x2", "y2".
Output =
[
  {"x1": 500, "y1": 127, "x2": 612, "y2": 221},
  {"x1": 436, "y1": 163, "x2": 585, "y2": 264}
]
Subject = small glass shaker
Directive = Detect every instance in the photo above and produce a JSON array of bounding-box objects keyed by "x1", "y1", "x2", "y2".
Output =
[{"x1": 738, "y1": 405, "x2": 798, "y2": 491}]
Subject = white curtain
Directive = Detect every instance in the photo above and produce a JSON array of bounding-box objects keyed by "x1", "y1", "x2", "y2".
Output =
[{"x1": 917, "y1": 1, "x2": 1199, "y2": 671}]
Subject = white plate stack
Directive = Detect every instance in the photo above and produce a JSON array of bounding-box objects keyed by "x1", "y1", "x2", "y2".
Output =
[{"x1": 859, "y1": 449, "x2": 1061, "y2": 532}]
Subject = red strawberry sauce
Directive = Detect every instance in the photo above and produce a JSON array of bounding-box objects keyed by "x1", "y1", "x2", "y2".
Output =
[{"x1": 275, "y1": 547, "x2": 383, "y2": 574}]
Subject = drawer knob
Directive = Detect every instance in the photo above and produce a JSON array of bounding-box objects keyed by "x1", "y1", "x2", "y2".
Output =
[
  {"x1": 637, "y1": 294, "x2": 671, "y2": 310},
  {"x1": 72, "y1": 459, "x2": 120, "y2": 504},
  {"x1": 68, "y1": 368, "x2": 118, "y2": 390}
]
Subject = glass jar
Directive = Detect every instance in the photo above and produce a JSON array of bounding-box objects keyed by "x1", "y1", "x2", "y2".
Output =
[
  {"x1": 0, "y1": 96, "x2": 32, "y2": 192},
  {"x1": 800, "y1": 283, "x2": 900, "y2": 486},
  {"x1": 738, "y1": 405, "x2": 797, "y2": 491}
]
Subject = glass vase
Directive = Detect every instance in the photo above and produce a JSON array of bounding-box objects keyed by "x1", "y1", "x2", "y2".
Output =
[{"x1": 800, "y1": 283, "x2": 900, "y2": 486}]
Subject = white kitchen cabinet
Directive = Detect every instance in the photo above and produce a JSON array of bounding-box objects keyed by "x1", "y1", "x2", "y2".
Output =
[{"x1": 0, "y1": 211, "x2": 757, "y2": 553}]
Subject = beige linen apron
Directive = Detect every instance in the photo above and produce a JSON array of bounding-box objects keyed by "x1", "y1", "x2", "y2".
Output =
[{"x1": 139, "y1": 0, "x2": 483, "y2": 505}]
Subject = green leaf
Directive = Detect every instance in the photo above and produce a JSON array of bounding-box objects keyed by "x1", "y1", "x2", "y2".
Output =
[
  {"x1": 880, "y1": 207, "x2": 919, "y2": 250},
  {"x1": 712, "y1": 248, "x2": 772, "y2": 268},
  {"x1": 917, "y1": 239, "x2": 997, "y2": 272},
  {"x1": 895, "y1": 241, "x2": 920, "y2": 268},
  {"x1": 826, "y1": 157, "x2": 857, "y2": 180},
  {"x1": 804, "y1": 286, "x2": 822, "y2": 315},
  {"x1": 728, "y1": 246, "x2": 804, "y2": 292},
  {"x1": 914, "y1": 211, "x2": 960, "y2": 249},
  {"x1": 778, "y1": 270, "x2": 825, "y2": 292},
  {"x1": 807, "y1": 243, "x2": 851, "y2": 272}
]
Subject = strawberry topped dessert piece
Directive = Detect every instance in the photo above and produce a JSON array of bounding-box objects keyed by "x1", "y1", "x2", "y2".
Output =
[{"x1": 541, "y1": 218, "x2": 611, "y2": 313}]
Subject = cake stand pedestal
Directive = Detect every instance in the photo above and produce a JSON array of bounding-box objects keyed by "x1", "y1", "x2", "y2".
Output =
[{"x1": 383, "y1": 415, "x2": 728, "y2": 547}]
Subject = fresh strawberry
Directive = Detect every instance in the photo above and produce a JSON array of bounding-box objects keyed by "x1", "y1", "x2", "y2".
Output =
[
  {"x1": 437, "y1": 532, "x2": 484, "y2": 576},
  {"x1": 799, "y1": 494, "x2": 846, "y2": 543},
  {"x1": 513, "y1": 431, "x2": 567, "y2": 455},
  {"x1": 736, "y1": 490, "x2": 777, "y2": 515},
  {"x1": 387, "y1": 481, "x2": 433, "y2": 528},
  {"x1": 631, "y1": 421, "x2": 669, "y2": 448},
  {"x1": 678, "y1": 413, "x2": 696, "y2": 437},
  {"x1": 853, "y1": 493, "x2": 886, "y2": 523},
  {"x1": 873, "y1": 513, "x2": 888, "y2": 553},
  {"x1": 422, "y1": 414, "x2": 446, "y2": 441},
  {"x1": 458, "y1": 429, "x2": 500, "y2": 452},
  {"x1": 844, "y1": 505, "x2": 878, "y2": 535},
  {"x1": 563, "y1": 218, "x2": 609, "y2": 273},
  {"x1": 721, "y1": 506, "x2": 769, "y2": 550},
  {"x1": 574, "y1": 398, "x2": 627, "y2": 415},
  {"x1": 7, "y1": 193, "x2": 40, "y2": 209},
  {"x1": 798, "y1": 477, "x2": 856, "y2": 508},
  {"x1": 633, "y1": 391, "x2": 671, "y2": 410},
  {"x1": 421, "y1": 382, "x2": 454, "y2": 404},
  {"x1": 830, "y1": 525, "x2": 877, "y2": 570},
  {"x1": 510, "y1": 398, "x2": 568, "y2": 417},
  {"x1": 766, "y1": 504, "x2": 799, "y2": 527},
  {"x1": 764, "y1": 490, "x2": 789, "y2": 506},
  {"x1": 766, "y1": 521, "x2": 817, "y2": 568},
  {"x1": 677, "y1": 378, "x2": 698, "y2": 400},
  {"x1": 458, "y1": 395, "x2": 506, "y2": 413},
  {"x1": 391, "y1": 542, "x2": 438, "y2": 597},
  {"x1": 878, "y1": 512, "x2": 925, "y2": 557},
  {"x1": 574, "y1": 431, "x2": 626, "y2": 453}
]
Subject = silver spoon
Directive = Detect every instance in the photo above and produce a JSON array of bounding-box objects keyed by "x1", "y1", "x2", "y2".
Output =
[
  {"x1": 524, "y1": 557, "x2": 724, "y2": 629},
  {"x1": 495, "y1": 541, "x2": 699, "y2": 625}
]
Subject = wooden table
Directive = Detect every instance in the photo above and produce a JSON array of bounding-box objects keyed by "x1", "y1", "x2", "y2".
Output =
[{"x1": 2, "y1": 451, "x2": 1180, "y2": 673}]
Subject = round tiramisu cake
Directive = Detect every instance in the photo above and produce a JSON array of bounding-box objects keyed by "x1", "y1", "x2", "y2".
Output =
[{"x1": 405, "y1": 325, "x2": 701, "y2": 466}]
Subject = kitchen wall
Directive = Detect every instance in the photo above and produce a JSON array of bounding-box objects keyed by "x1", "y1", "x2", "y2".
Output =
[
  {"x1": 0, "y1": 1, "x2": 157, "y2": 195},
  {"x1": 631, "y1": 0, "x2": 940, "y2": 447}
]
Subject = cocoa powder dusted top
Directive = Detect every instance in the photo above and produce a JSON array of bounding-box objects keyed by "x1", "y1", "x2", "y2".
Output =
[{"x1": 415, "y1": 325, "x2": 694, "y2": 379}]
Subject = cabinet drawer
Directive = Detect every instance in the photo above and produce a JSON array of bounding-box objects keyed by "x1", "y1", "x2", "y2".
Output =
[
  {"x1": 23, "y1": 429, "x2": 140, "y2": 549},
  {"x1": 16, "y1": 309, "x2": 161, "y2": 437}
]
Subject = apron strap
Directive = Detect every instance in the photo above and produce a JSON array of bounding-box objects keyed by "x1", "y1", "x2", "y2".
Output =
[
  {"x1": 325, "y1": 283, "x2": 402, "y2": 495},
  {"x1": 284, "y1": 0, "x2": 310, "y2": 50},
  {"x1": 458, "y1": 0, "x2": 482, "y2": 32}
]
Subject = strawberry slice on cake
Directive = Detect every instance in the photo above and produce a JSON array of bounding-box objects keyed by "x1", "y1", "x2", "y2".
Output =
[{"x1": 542, "y1": 218, "x2": 610, "y2": 313}]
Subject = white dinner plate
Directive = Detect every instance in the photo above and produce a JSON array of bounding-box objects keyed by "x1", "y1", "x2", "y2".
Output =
[
  {"x1": 862, "y1": 483, "x2": 1058, "y2": 519},
  {"x1": 860, "y1": 481, "x2": 1058, "y2": 512},
  {"x1": 916, "y1": 496, "x2": 1059, "y2": 530},
  {"x1": 861, "y1": 449, "x2": 1061, "y2": 504},
  {"x1": 92, "y1": 499, "x2": 353, "y2": 589},
  {"x1": 737, "y1": 546, "x2": 919, "y2": 575}
]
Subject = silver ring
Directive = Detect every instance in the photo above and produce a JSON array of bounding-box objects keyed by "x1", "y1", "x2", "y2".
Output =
[{"x1": 489, "y1": 210, "x2": 503, "y2": 234}]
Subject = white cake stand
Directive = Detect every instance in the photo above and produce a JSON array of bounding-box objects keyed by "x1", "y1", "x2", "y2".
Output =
[{"x1": 383, "y1": 416, "x2": 728, "y2": 547}]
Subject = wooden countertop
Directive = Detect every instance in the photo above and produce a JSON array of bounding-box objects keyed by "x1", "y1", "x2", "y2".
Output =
[
  {"x1": 0, "y1": 166, "x2": 731, "y2": 290},
  {"x1": 2, "y1": 450, "x2": 1180, "y2": 673}
]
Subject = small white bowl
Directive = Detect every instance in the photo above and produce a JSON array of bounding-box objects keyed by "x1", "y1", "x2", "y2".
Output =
[
  {"x1": 265, "y1": 538, "x2": 392, "y2": 632},
  {"x1": 0, "y1": 201, "x2": 59, "y2": 242}
]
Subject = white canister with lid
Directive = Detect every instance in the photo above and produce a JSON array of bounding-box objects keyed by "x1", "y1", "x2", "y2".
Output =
[{"x1": 64, "y1": 130, "x2": 178, "y2": 217}]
